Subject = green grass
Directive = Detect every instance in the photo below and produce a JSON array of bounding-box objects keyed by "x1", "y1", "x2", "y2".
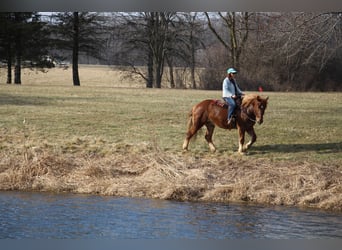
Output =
[{"x1": 1, "y1": 84, "x2": 341, "y2": 164}]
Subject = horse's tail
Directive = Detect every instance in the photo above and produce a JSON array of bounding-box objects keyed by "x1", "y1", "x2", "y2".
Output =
[
  {"x1": 186, "y1": 108, "x2": 194, "y2": 132},
  {"x1": 186, "y1": 107, "x2": 200, "y2": 140}
]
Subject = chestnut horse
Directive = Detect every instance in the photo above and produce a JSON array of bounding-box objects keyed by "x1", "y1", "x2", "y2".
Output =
[{"x1": 182, "y1": 94, "x2": 268, "y2": 154}]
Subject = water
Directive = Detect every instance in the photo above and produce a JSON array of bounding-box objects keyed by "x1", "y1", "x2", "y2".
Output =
[{"x1": 0, "y1": 191, "x2": 341, "y2": 239}]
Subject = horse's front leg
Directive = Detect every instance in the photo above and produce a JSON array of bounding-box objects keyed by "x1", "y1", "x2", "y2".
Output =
[
  {"x1": 244, "y1": 127, "x2": 257, "y2": 151},
  {"x1": 237, "y1": 126, "x2": 245, "y2": 154}
]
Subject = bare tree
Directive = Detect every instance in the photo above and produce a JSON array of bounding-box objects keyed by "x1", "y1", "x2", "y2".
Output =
[
  {"x1": 282, "y1": 13, "x2": 342, "y2": 78},
  {"x1": 251, "y1": 12, "x2": 342, "y2": 90},
  {"x1": 170, "y1": 12, "x2": 206, "y2": 89},
  {"x1": 112, "y1": 12, "x2": 176, "y2": 88},
  {"x1": 205, "y1": 12, "x2": 251, "y2": 68}
]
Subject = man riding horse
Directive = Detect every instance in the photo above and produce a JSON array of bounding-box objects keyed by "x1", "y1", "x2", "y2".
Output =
[{"x1": 222, "y1": 67, "x2": 244, "y2": 128}]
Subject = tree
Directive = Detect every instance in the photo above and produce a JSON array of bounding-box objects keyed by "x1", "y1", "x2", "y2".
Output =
[
  {"x1": 0, "y1": 13, "x2": 15, "y2": 84},
  {"x1": 278, "y1": 12, "x2": 342, "y2": 90},
  {"x1": 244, "y1": 12, "x2": 342, "y2": 91},
  {"x1": 166, "y1": 12, "x2": 206, "y2": 89},
  {"x1": 111, "y1": 12, "x2": 177, "y2": 88},
  {"x1": 146, "y1": 12, "x2": 176, "y2": 88},
  {"x1": 52, "y1": 12, "x2": 106, "y2": 86},
  {"x1": 72, "y1": 12, "x2": 80, "y2": 86},
  {"x1": 200, "y1": 12, "x2": 342, "y2": 91},
  {"x1": 0, "y1": 12, "x2": 51, "y2": 84},
  {"x1": 205, "y1": 12, "x2": 251, "y2": 69},
  {"x1": 183, "y1": 12, "x2": 205, "y2": 89}
]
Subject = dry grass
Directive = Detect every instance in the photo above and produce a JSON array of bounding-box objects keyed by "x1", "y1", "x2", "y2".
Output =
[
  {"x1": 0, "y1": 65, "x2": 341, "y2": 212},
  {"x1": 0, "y1": 144, "x2": 340, "y2": 211},
  {"x1": 0, "y1": 65, "x2": 144, "y2": 87},
  {"x1": 0, "y1": 64, "x2": 200, "y2": 88}
]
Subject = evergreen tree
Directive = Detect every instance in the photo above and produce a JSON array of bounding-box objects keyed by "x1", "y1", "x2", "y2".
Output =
[
  {"x1": 52, "y1": 12, "x2": 106, "y2": 86},
  {"x1": 0, "y1": 13, "x2": 15, "y2": 83},
  {"x1": 0, "y1": 12, "x2": 51, "y2": 84}
]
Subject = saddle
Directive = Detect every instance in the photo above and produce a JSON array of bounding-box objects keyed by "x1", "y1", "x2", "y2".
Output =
[
  {"x1": 212, "y1": 96, "x2": 242, "y2": 110},
  {"x1": 212, "y1": 97, "x2": 243, "y2": 129}
]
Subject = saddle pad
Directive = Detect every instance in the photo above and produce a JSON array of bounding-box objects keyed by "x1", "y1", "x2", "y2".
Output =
[{"x1": 212, "y1": 100, "x2": 228, "y2": 109}]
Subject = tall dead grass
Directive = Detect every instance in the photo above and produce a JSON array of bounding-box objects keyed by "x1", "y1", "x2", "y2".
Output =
[{"x1": 0, "y1": 141, "x2": 340, "y2": 212}]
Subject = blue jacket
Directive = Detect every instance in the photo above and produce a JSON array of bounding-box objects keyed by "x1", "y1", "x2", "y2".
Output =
[{"x1": 222, "y1": 77, "x2": 243, "y2": 98}]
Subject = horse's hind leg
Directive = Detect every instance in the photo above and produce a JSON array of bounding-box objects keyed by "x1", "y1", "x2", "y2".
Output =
[
  {"x1": 205, "y1": 122, "x2": 216, "y2": 152},
  {"x1": 182, "y1": 113, "x2": 203, "y2": 151},
  {"x1": 182, "y1": 131, "x2": 194, "y2": 151}
]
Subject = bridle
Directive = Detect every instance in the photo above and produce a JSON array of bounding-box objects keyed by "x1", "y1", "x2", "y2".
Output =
[{"x1": 238, "y1": 96, "x2": 267, "y2": 124}]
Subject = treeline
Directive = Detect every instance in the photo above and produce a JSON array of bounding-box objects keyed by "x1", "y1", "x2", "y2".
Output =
[
  {"x1": 1, "y1": 12, "x2": 341, "y2": 91},
  {"x1": 0, "y1": 12, "x2": 106, "y2": 86}
]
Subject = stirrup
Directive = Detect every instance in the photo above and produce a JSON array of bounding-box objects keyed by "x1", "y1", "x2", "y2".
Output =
[{"x1": 227, "y1": 117, "x2": 236, "y2": 128}]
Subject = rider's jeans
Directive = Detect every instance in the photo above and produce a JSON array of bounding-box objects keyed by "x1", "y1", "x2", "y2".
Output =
[{"x1": 223, "y1": 97, "x2": 236, "y2": 120}]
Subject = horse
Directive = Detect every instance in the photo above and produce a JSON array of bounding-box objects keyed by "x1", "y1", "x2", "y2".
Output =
[{"x1": 182, "y1": 94, "x2": 269, "y2": 154}]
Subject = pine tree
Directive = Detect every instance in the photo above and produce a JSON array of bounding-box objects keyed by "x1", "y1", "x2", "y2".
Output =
[
  {"x1": 52, "y1": 12, "x2": 106, "y2": 86},
  {"x1": 0, "y1": 12, "x2": 51, "y2": 84}
]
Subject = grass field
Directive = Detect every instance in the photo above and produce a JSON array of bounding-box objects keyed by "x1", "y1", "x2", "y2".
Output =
[
  {"x1": 1, "y1": 84, "x2": 341, "y2": 163},
  {"x1": 0, "y1": 66, "x2": 341, "y2": 211}
]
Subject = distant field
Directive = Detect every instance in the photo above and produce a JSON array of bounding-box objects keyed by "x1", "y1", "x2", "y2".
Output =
[
  {"x1": 0, "y1": 64, "x2": 145, "y2": 87},
  {"x1": 0, "y1": 67, "x2": 341, "y2": 211},
  {"x1": 0, "y1": 64, "x2": 200, "y2": 88}
]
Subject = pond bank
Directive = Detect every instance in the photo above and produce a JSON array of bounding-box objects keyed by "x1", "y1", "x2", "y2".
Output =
[{"x1": 0, "y1": 146, "x2": 341, "y2": 212}]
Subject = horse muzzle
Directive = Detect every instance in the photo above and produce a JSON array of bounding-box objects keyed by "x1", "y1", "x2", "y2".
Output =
[{"x1": 257, "y1": 118, "x2": 263, "y2": 125}]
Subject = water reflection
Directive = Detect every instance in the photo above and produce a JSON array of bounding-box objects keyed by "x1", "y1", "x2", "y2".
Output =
[{"x1": 0, "y1": 191, "x2": 341, "y2": 239}]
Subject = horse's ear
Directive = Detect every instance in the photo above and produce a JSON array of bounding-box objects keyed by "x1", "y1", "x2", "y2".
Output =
[{"x1": 265, "y1": 96, "x2": 269, "y2": 101}]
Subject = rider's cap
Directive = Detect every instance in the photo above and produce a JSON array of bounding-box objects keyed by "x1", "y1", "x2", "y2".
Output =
[{"x1": 227, "y1": 68, "x2": 237, "y2": 74}]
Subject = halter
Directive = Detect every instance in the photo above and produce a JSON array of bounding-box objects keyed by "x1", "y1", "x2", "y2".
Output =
[{"x1": 246, "y1": 115, "x2": 257, "y2": 123}]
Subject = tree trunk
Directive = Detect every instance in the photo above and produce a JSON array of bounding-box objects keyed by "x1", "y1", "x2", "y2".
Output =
[
  {"x1": 14, "y1": 52, "x2": 21, "y2": 84},
  {"x1": 153, "y1": 54, "x2": 163, "y2": 88},
  {"x1": 229, "y1": 12, "x2": 238, "y2": 68},
  {"x1": 146, "y1": 47, "x2": 153, "y2": 88},
  {"x1": 190, "y1": 33, "x2": 196, "y2": 89},
  {"x1": 155, "y1": 63, "x2": 162, "y2": 88},
  {"x1": 190, "y1": 66, "x2": 196, "y2": 89},
  {"x1": 166, "y1": 56, "x2": 175, "y2": 88},
  {"x1": 6, "y1": 44, "x2": 12, "y2": 84},
  {"x1": 72, "y1": 12, "x2": 80, "y2": 86},
  {"x1": 14, "y1": 13, "x2": 21, "y2": 84}
]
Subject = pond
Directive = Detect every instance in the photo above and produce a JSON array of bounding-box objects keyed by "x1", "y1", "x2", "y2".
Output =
[{"x1": 0, "y1": 191, "x2": 341, "y2": 239}]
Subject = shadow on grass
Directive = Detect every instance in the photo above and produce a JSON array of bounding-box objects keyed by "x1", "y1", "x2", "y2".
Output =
[
  {"x1": 0, "y1": 93, "x2": 51, "y2": 106},
  {"x1": 253, "y1": 142, "x2": 342, "y2": 154}
]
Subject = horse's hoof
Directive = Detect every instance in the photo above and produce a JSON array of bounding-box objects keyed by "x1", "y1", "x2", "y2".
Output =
[{"x1": 210, "y1": 147, "x2": 216, "y2": 153}]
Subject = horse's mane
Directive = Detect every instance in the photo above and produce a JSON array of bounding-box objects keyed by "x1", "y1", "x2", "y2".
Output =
[{"x1": 241, "y1": 94, "x2": 259, "y2": 108}]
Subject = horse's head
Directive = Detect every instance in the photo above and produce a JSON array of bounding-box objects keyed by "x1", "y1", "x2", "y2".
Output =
[
  {"x1": 242, "y1": 95, "x2": 269, "y2": 124},
  {"x1": 253, "y1": 96, "x2": 268, "y2": 124}
]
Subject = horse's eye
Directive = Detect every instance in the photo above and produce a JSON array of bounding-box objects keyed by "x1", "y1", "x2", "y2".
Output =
[{"x1": 260, "y1": 105, "x2": 264, "y2": 109}]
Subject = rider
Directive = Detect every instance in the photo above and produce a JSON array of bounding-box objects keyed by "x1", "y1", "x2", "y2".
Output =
[{"x1": 222, "y1": 67, "x2": 244, "y2": 126}]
